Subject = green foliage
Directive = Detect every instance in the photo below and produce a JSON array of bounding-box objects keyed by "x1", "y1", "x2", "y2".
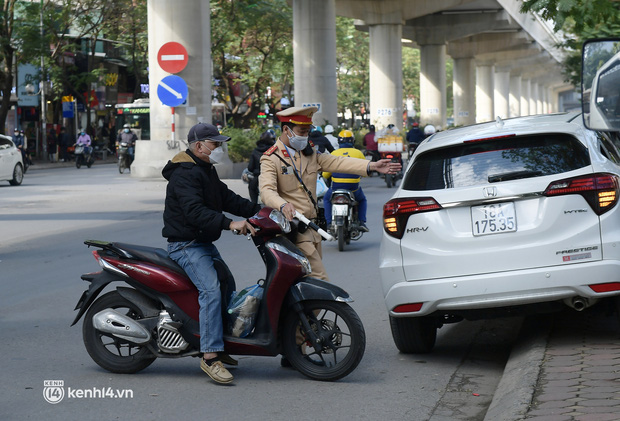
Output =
[
  {"x1": 521, "y1": 0, "x2": 620, "y2": 33},
  {"x1": 336, "y1": 17, "x2": 369, "y2": 121},
  {"x1": 402, "y1": 47, "x2": 421, "y2": 116},
  {"x1": 222, "y1": 127, "x2": 265, "y2": 162},
  {"x1": 521, "y1": 0, "x2": 620, "y2": 86},
  {"x1": 211, "y1": 0, "x2": 293, "y2": 128}
]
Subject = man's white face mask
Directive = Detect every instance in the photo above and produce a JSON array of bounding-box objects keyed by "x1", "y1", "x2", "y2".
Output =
[{"x1": 205, "y1": 142, "x2": 226, "y2": 164}]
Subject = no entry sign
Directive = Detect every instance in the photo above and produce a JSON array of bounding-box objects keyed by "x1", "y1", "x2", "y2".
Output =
[{"x1": 157, "y1": 42, "x2": 188, "y2": 74}]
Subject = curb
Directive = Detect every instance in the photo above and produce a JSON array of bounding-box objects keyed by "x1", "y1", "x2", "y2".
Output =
[{"x1": 484, "y1": 316, "x2": 551, "y2": 421}]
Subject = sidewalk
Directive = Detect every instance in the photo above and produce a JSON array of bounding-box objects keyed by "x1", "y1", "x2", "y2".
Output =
[
  {"x1": 486, "y1": 306, "x2": 620, "y2": 421},
  {"x1": 28, "y1": 155, "x2": 118, "y2": 170}
]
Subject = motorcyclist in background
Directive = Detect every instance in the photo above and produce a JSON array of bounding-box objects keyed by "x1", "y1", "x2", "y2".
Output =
[
  {"x1": 322, "y1": 130, "x2": 369, "y2": 233},
  {"x1": 117, "y1": 123, "x2": 138, "y2": 162},
  {"x1": 309, "y1": 126, "x2": 334, "y2": 154},
  {"x1": 324, "y1": 124, "x2": 339, "y2": 151},
  {"x1": 423, "y1": 124, "x2": 437, "y2": 139},
  {"x1": 363, "y1": 125, "x2": 379, "y2": 162}
]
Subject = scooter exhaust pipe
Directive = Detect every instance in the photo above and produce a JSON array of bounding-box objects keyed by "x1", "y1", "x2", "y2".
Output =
[{"x1": 92, "y1": 309, "x2": 151, "y2": 344}]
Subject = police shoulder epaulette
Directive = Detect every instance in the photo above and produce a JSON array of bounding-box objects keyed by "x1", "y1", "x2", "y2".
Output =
[{"x1": 264, "y1": 145, "x2": 278, "y2": 155}]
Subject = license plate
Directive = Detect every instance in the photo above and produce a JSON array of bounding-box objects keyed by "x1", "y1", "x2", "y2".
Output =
[
  {"x1": 333, "y1": 204, "x2": 349, "y2": 216},
  {"x1": 471, "y1": 202, "x2": 517, "y2": 236}
]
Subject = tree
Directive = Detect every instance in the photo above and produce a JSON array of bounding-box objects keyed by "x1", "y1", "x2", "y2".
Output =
[
  {"x1": 0, "y1": 0, "x2": 17, "y2": 131},
  {"x1": 520, "y1": 0, "x2": 620, "y2": 86},
  {"x1": 402, "y1": 46, "x2": 420, "y2": 124},
  {"x1": 106, "y1": 0, "x2": 148, "y2": 100},
  {"x1": 211, "y1": 0, "x2": 293, "y2": 128},
  {"x1": 335, "y1": 16, "x2": 369, "y2": 127}
]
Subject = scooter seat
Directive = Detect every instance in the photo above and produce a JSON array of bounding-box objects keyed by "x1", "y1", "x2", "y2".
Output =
[{"x1": 113, "y1": 242, "x2": 186, "y2": 275}]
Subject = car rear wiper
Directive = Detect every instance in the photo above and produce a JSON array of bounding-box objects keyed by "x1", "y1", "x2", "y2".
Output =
[{"x1": 488, "y1": 170, "x2": 543, "y2": 183}]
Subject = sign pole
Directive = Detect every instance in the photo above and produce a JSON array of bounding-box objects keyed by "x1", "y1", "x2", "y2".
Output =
[{"x1": 171, "y1": 106, "x2": 175, "y2": 144}]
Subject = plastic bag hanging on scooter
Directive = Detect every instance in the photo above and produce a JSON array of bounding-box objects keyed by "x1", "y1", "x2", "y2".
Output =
[{"x1": 227, "y1": 282, "x2": 264, "y2": 337}]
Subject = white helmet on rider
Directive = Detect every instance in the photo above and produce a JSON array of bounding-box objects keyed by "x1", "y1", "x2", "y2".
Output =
[
  {"x1": 324, "y1": 125, "x2": 334, "y2": 134},
  {"x1": 424, "y1": 124, "x2": 436, "y2": 136}
]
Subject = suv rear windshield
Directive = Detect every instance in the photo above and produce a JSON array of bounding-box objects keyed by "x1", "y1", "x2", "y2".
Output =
[{"x1": 403, "y1": 134, "x2": 591, "y2": 191}]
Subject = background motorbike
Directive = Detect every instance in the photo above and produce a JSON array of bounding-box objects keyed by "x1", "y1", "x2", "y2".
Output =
[
  {"x1": 380, "y1": 151, "x2": 403, "y2": 188},
  {"x1": 71, "y1": 207, "x2": 365, "y2": 381},
  {"x1": 331, "y1": 189, "x2": 364, "y2": 251},
  {"x1": 117, "y1": 141, "x2": 132, "y2": 174},
  {"x1": 74, "y1": 144, "x2": 94, "y2": 169}
]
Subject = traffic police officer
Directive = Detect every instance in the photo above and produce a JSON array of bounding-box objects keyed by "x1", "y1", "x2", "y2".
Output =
[{"x1": 259, "y1": 106, "x2": 400, "y2": 281}]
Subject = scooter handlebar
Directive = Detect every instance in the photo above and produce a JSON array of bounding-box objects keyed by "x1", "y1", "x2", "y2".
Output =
[{"x1": 294, "y1": 211, "x2": 335, "y2": 241}]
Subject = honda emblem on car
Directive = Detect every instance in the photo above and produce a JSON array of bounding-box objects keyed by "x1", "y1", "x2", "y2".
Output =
[{"x1": 483, "y1": 186, "x2": 497, "y2": 197}]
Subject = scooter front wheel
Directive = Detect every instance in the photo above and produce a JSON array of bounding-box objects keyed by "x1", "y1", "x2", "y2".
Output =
[
  {"x1": 282, "y1": 300, "x2": 365, "y2": 381},
  {"x1": 83, "y1": 291, "x2": 156, "y2": 374}
]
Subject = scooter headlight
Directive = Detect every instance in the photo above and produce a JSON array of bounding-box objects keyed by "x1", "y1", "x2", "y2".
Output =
[
  {"x1": 269, "y1": 209, "x2": 291, "y2": 234},
  {"x1": 266, "y1": 242, "x2": 311, "y2": 275}
]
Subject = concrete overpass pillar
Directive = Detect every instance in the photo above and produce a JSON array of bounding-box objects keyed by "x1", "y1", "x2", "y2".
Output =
[
  {"x1": 509, "y1": 74, "x2": 521, "y2": 117},
  {"x1": 534, "y1": 83, "x2": 542, "y2": 114},
  {"x1": 420, "y1": 44, "x2": 446, "y2": 129},
  {"x1": 134, "y1": 0, "x2": 213, "y2": 178},
  {"x1": 476, "y1": 62, "x2": 494, "y2": 123},
  {"x1": 453, "y1": 57, "x2": 476, "y2": 126},
  {"x1": 521, "y1": 79, "x2": 530, "y2": 115},
  {"x1": 292, "y1": 0, "x2": 338, "y2": 126},
  {"x1": 530, "y1": 82, "x2": 538, "y2": 115},
  {"x1": 494, "y1": 67, "x2": 510, "y2": 119},
  {"x1": 369, "y1": 24, "x2": 403, "y2": 130}
]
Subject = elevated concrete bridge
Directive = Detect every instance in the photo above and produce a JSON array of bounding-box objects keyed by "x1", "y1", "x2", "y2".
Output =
[{"x1": 135, "y1": 0, "x2": 570, "y2": 178}]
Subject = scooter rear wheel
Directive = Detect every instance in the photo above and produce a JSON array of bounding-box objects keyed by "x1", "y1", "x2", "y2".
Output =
[
  {"x1": 83, "y1": 291, "x2": 156, "y2": 374},
  {"x1": 337, "y1": 225, "x2": 345, "y2": 251},
  {"x1": 282, "y1": 300, "x2": 365, "y2": 381}
]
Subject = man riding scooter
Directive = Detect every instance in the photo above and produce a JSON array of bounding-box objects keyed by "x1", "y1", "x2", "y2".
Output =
[{"x1": 323, "y1": 130, "x2": 369, "y2": 233}]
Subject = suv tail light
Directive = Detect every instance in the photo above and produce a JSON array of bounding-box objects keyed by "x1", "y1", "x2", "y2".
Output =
[
  {"x1": 543, "y1": 173, "x2": 619, "y2": 215},
  {"x1": 383, "y1": 197, "x2": 441, "y2": 239}
]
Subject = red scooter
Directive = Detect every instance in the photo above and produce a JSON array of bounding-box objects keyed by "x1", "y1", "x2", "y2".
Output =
[{"x1": 71, "y1": 207, "x2": 365, "y2": 381}]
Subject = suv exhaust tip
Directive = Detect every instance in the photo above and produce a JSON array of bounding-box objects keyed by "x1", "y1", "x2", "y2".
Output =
[{"x1": 564, "y1": 296, "x2": 595, "y2": 312}]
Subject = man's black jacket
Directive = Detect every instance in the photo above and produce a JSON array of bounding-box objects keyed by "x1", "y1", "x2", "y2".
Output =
[{"x1": 162, "y1": 149, "x2": 260, "y2": 243}]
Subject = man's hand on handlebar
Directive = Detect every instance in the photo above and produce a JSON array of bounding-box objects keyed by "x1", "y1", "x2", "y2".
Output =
[{"x1": 230, "y1": 220, "x2": 256, "y2": 236}]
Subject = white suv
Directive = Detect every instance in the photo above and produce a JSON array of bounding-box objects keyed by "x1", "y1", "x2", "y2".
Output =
[{"x1": 380, "y1": 112, "x2": 620, "y2": 353}]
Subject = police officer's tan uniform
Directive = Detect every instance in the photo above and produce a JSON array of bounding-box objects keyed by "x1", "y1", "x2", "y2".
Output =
[{"x1": 259, "y1": 107, "x2": 370, "y2": 281}]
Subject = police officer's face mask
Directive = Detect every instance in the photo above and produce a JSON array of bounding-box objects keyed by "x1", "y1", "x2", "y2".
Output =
[{"x1": 286, "y1": 127, "x2": 308, "y2": 151}]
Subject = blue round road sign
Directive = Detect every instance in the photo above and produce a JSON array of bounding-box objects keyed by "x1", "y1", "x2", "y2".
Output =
[{"x1": 157, "y1": 75, "x2": 188, "y2": 107}]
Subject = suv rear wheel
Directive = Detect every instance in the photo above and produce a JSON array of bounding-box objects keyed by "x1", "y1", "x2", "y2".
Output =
[{"x1": 389, "y1": 315, "x2": 437, "y2": 353}]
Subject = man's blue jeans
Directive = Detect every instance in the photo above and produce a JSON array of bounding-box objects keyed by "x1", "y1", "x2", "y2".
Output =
[
  {"x1": 324, "y1": 187, "x2": 367, "y2": 224},
  {"x1": 168, "y1": 241, "x2": 225, "y2": 353}
]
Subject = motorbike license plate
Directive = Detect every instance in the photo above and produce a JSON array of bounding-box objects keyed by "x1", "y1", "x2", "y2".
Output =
[
  {"x1": 471, "y1": 202, "x2": 517, "y2": 236},
  {"x1": 333, "y1": 204, "x2": 349, "y2": 216}
]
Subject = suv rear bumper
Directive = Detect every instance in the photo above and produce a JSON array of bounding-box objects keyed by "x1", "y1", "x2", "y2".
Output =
[{"x1": 381, "y1": 260, "x2": 620, "y2": 317}]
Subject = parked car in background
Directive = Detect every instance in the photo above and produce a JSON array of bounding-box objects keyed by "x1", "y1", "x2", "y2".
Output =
[
  {"x1": 0, "y1": 134, "x2": 24, "y2": 186},
  {"x1": 380, "y1": 111, "x2": 620, "y2": 353}
]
